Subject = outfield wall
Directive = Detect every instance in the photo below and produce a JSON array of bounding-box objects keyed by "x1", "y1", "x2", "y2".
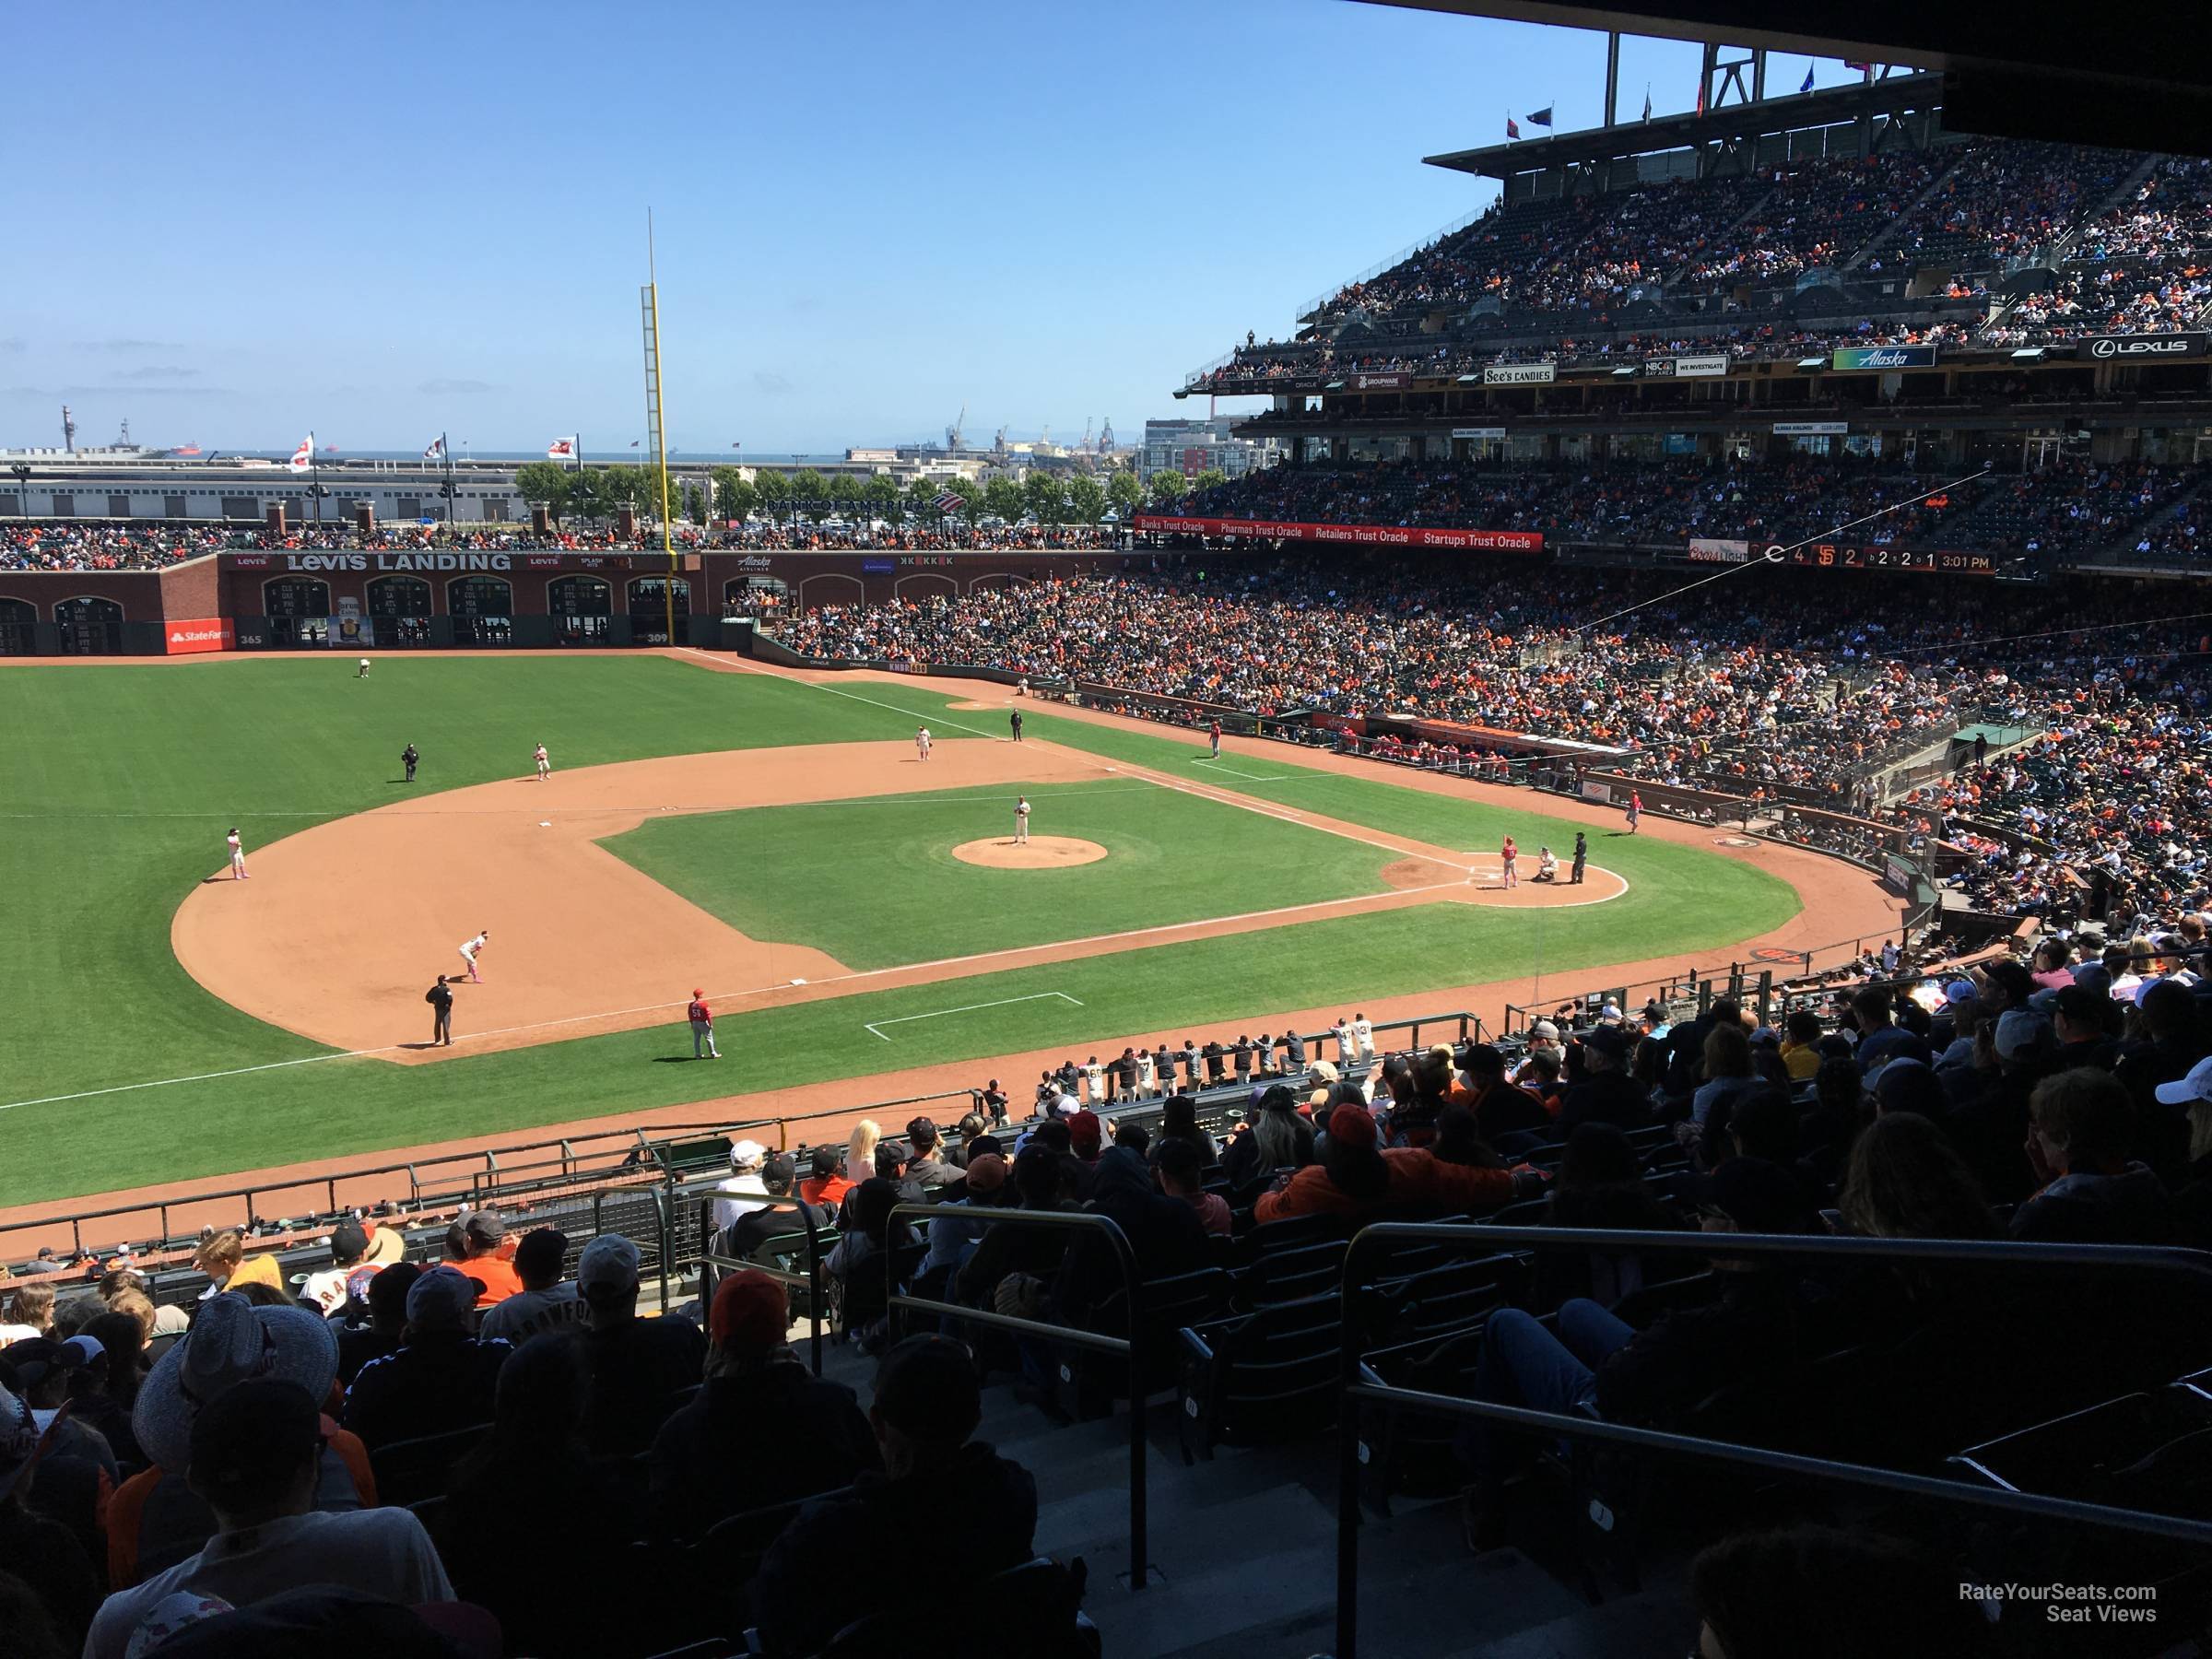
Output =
[{"x1": 0, "y1": 547, "x2": 1166, "y2": 655}]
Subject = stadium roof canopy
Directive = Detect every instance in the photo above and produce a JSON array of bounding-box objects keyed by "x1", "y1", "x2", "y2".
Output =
[
  {"x1": 1355, "y1": 0, "x2": 2212, "y2": 157},
  {"x1": 1426, "y1": 71, "x2": 1943, "y2": 178}
]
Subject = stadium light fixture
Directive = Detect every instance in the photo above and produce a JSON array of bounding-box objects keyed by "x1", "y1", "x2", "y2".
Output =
[
  {"x1": 1611, "y1": 365, "x2": 1637, "y2": 376},
  {"x1": 1455, "y1": 373, "x2": 1481, "y2": 383},
  {"x1": 1325, "y1": 380, "x2": 1346, "y2": 390},
  {"x1": 2010, "y1": 347, "x2": 2047, "y2": 360},
  {"x1": 1795, "y1": 356, "x2": 1827, "y2": 370}
]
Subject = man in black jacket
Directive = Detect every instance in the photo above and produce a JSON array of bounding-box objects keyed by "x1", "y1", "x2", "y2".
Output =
[
  {"x1": 755, "y1": 1336, "x2": 1037, "y2": 1655},
  {"x1": 1561, "y1": 1025, "x2": 1653, "y2": 1130},
  {"x1": 648, "y1": 1271, "x2": 879, "y2": 1541}
]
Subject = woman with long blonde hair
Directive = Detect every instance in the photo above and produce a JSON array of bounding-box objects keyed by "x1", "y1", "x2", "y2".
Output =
[{"x1": 844, "y1": 1119, "x2": 881, "y2": 1184}]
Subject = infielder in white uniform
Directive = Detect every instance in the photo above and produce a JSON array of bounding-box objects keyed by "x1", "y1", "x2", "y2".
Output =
[
  {"x1": 915, "y1": 726, "x2": 932, "y2": 761},
  {"x1": 357, "y1": 657, "x2": 371, "y2": 679},
  {"x1": 1352, "y1": 1013, "x2": 1375, "y2": 1061},
  {"x1": 534, "y1": 744, "x2": 550, "y2": 782},
  {"x1": 459, "y1": 928, "x2": 488, "y2": 983},
  {"x1": 1333, "y1": 1017, "x2": 1354, "y2": 1064},
  {"x1": 1014, "y1": 794, "x2": 1030, "y2": 844},
  {"x1": 226, "y1": 828, "x2": 249, "y2": 879}
]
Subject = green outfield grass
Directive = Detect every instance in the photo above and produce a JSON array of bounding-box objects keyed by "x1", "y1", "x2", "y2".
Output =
[
  {"x1": 0, "y1": 656, "x2": 1800, "y2": 1207},
  {"x1": 601, "y1": 779, "x2": 1406, "y2": 969}
]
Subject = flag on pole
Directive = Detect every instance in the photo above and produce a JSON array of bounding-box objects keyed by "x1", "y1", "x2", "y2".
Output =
[
  {"x1": 547, "y1": 436, "x2": 578, "y2": 462},
  {"x1": 1527, "y1": 106, "x2": 1553, "y2": 128},
  {"x1": 1844, "y1": 60, "x2": 1872, "y2": 72},
  {"x1": 630, "y1": 440, "x2": 641, "y2": 448},
  {"x1": 1799, "y1": 65, "x2": 1815, "y2": 93},
  {"x1": 423, "y1": 436, "x2": 445, "y2": 460},
  {"x1": 935, "y1": 490, "x2": 965, "y2": 513},
  {"x1": 1641, "y1": 85, "x2": 1652, "y2": 122},
  {"x1": 1695, "y1": 78, "x2": 1705, "y2": 116},
  {"x1": 288, "y1": 435, "x2": 314, "y2": 473},
  {"x1": 1505, "y1": 113, "x2": 1520, "y2": 139}
]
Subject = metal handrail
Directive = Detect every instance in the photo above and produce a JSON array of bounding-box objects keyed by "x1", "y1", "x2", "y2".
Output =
[
  {"x1": 884, "y1": 1203, "x2": 1152, "y2": 1591},
  {"x1": 699, "y1": 1194, "x2": 830, "y2": 1374},
  {"x1": 1331, "y1": 1221, "x2": 2212, "y2": 1659}
]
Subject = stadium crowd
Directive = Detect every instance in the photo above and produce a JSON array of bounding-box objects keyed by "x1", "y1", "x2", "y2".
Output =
[
  {"x1": 1189, "y1": 137, "x2": 2209, "y2": 389},
  {"x1": 8, "y1": 899, "x2": 2212, "y2": 1654}
]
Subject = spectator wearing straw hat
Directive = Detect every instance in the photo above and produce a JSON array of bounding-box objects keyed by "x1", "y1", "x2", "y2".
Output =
[{"x1": 107, "y1": 1294, "x2": 374, "y2": 1590}]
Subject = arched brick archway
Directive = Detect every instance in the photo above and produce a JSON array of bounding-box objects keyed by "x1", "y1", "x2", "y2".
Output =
[{"x1": 799, "y1": 572, "x2": 864, "y2": 612}]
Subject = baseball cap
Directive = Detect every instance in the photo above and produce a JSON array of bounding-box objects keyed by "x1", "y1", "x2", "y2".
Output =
[
  {"x1": 329, "y1": 1220, "x2": 370, "y2": 1265},
  {"x1": 404, "y1": 1265, "x2": 480, "y2": 1329},
  {"x1": 1327, "y1": 1102, "x2": 1378, "y2": 1150},
  {"x1": 1994, "y1": 1009, "x2": 2057, "y2": 1062},
  {"x1": 577, "y1": 1233, "x2": 641, "y2": 1295},
  {"x1": 709, "y1": 1270, "x2": 788, "y2": 1349},
  {"x1": 458, "y1": 1210, "x2": 505, "y2": 1251},
  {"x1": 365, "y1": 1261, "x2": 423, "y2": 1323},
  {"x1": 963, "y1": 1152, "x2": 1007, "y2": 1194},
  {"x1": 728, "y1": 1139, "x2": 769, "y2": 1172},
  {"x1": 1584, "y1": 1024, "x2": 1634, "y2": 1061},
  {"x1": 2156, "y1": 1056, "x2": 2212, "y2": 1108},
  {"x1": 808, "y1": 1146, "x2": 842, "y2": 1180},
  {"x1": 871, "y1": 1335, "x2": 982, "y2": 1443},
  {"x1": 2070, "y1": 962, "x2": 2114, "y2": 997},
  {"x1": 1942, "y1": 980, "x2": 1979, "y2": 1006},
  {"x1": 0, "y1": 1337, "x2": 89, "y2": 1389},
  {"x1": 1531, "y1": 1020, "x2": 1560, "y2": 1041}
]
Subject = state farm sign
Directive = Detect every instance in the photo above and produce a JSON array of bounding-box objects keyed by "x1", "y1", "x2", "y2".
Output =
[
  {"x1": 163, "y1": 618, "x2": 234, "y2": 655},
  {"x1": 1133, "y1": 513, "x2": 1542, "y2": 552}
]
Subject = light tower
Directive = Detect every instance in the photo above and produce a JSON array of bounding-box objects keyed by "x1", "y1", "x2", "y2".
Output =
[{"x1": 640, "y1": 210, "x2": 677, "y2": 647}]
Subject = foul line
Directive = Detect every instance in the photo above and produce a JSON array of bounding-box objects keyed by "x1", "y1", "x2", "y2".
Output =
[
  {"x1": 1192, "y1": 759, "x2": 1291, "y2": 782},
  {"x1": 864, "y1": 991, "x2": 1083, "y2": 1041}
]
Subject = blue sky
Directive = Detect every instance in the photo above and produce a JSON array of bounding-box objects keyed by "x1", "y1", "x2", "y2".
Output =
[{"x1": 5, "y1": 1, "x2": 1869, "y2": 453}]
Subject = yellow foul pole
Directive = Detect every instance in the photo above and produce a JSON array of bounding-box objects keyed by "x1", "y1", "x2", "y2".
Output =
[{"x1": 642, "y1": 210, "x2": 677, "y2": 646}]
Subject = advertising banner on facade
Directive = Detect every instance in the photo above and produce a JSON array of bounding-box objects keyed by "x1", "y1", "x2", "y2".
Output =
[
  {"x1": 1773, "y1": 421, "x2": 1850, "y2": 436},
  {"x1": 1451, "y1": 427, "x2": 1508, "y2": 440},
  {"x1": 1134, "y1": 514, "x2": 1542, "y2": 552},
  {"x1": 162, "y1": 618, "x2": 234, "y2": 655},
  {"x1": 1687, "y1": 538, "x2": 1753, "y2": 564},
  {"x1": 1675, "y1": 355, "x2": 1730, "y2": 377},
  {"x1": 2074, "y1": 332, "x2": 2208, "y2": 360},
  {"x1": 1346, "y1": 371, "x2": 1412, "y2": 391},
  {"x1": 1830, "y1": 345, "x2": 1936, "y2": 370},
  {"x1": 1483, "y1": 362, "x2": 1557, "y2": 385}
]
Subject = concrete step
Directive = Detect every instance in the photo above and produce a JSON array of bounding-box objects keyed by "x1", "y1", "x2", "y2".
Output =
[
  {"x1": 1441, "y1": 1583, "x2": 1696, "y2": 1659},
  {"x1": 1073, "y1": 1482, "x2": 1341, "y2": 1648}
]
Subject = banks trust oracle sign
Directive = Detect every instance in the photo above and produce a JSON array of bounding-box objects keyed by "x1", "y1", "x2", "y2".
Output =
[{"x1": 1133, "y1": 513, "x2": 1542, "y2": 553}]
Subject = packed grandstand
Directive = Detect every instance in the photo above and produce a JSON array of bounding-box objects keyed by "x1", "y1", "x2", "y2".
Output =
[{"x1": 9, "y1": 69, "x2": 2212, "y2": 1659}]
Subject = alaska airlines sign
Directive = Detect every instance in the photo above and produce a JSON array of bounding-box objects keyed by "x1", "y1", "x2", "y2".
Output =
[{"x1": 2077, "y1": 332, "x2": 2207, "y2": 360}]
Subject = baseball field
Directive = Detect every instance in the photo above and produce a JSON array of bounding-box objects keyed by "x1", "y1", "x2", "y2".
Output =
[{"x1": 0, "y1": 650, "x2": 1881, "y2": 1212}]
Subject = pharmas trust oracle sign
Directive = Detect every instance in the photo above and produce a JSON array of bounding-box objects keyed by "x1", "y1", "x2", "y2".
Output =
[{"x1": 1133, "y1": 514, "x2": 1542, "y2": 552}]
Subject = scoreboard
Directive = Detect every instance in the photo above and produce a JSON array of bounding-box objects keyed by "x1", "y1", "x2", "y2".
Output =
[{"x1": 1778, "y1": 544, "x2": 1996, "y2": 575}]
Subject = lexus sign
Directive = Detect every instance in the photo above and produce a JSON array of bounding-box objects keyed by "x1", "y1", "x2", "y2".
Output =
[{"x1": 2077, "y1": 332, "x2": 2207, "y2": 360}]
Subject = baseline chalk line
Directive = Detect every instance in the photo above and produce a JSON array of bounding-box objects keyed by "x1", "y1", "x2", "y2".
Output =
[{"x1": 865, "y1": 991, "x2": 1084, "y2": 1041}]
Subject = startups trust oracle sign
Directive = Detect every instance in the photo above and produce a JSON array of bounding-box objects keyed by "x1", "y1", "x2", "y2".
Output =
[{"x1": 1133, "y1": 513, "x2": 1543, "y2": 552}]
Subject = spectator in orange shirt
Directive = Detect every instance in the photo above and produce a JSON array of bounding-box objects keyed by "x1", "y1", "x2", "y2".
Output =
[
  {"x1": 443, "y1": 1212, "x2": 521, "y2": 1306},
  {"x1": 798, "y1": 1145, "x2": 854, "y2": 1211}
]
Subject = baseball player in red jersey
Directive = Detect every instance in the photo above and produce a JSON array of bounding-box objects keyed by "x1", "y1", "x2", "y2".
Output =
[{"x1": 688, "y1": 988, "x2": 720, "y2": 1059}]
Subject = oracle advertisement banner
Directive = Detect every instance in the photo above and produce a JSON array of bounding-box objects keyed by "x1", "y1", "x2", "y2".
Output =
[
  {"x1": 163, "y1": 618, "x2": 235, "y2": 655},
  {"x1": 1134, "y1": 514, "x2": 1543, "y2": 552}
]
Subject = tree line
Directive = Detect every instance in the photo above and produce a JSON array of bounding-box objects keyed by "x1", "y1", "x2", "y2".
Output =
[{"x1": 511, "y1": 459, "x2": 1225, "y2": 529}]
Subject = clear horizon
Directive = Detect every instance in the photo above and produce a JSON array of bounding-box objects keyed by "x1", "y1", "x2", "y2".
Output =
[{"x1": 8, "y1": 1, "x2": 1865, "y2": 453}]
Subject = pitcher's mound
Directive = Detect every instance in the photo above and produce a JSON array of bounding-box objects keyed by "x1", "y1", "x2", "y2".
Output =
[{"x1": 953, "y1": 836, "x2": 1108, "y2": 869}]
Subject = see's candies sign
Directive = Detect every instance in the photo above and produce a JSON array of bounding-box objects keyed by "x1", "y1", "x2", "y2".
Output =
[{"x1": 163, "y1": 618, "x2": 234, "y2": 655}]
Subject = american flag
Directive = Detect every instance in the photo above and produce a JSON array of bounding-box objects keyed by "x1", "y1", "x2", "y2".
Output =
[{"x1": 935, "y1": 491, "x2": 965, "y2": 513}]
